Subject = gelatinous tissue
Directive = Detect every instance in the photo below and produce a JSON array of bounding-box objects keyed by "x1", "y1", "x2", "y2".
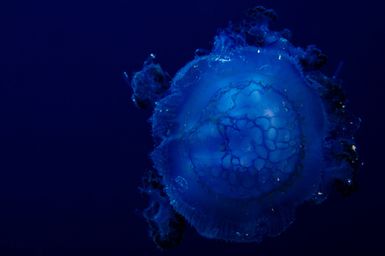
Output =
[{"x1": 127, "y1": 6, "x2": 360, "y2": 249}]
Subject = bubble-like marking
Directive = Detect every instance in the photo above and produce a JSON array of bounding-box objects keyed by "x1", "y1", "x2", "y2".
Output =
[
  {"x1": 255, "y1": 118, "x2": 270, "y2": 130},
  {"x1": 267, "y1": 127, "x2": 277, "y2": 140},
  {"x1": 175, "y1": 176, "x2": 189, "y2": 193}
]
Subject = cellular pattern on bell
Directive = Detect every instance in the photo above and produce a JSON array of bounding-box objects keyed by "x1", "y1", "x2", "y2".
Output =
[{"x1": 128, "y1": 6, "x2": 360, "y2": 248}]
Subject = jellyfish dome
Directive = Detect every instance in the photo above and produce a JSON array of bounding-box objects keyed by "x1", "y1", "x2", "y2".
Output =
[{"x1": 129, "y1": 6, "x2": 360, "y2": 248}]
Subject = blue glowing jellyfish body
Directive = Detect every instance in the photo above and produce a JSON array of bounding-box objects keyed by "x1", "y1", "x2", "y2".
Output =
[{"x1": 129, "y1": 6, "x2": 360, "y2": 248}]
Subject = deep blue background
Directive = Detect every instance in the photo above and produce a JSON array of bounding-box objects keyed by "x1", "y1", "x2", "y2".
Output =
[{"x1": 1, "y1": 0, "x2": 384, "y2": 255}]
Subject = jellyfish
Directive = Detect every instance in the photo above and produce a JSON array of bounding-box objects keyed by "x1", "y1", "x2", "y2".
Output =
[{"x1": 128, "y1": 6, "x2": 360, "y2": 248}]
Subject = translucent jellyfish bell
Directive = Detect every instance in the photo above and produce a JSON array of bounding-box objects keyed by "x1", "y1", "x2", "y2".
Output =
[{"x1": 129, "y1": 6, "x2": 360, "y2": 248}]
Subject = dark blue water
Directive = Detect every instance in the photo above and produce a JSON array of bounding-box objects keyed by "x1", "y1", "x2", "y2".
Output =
[{"x1": 1, "y1": 0, "x2": 384, "y2": 255}]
